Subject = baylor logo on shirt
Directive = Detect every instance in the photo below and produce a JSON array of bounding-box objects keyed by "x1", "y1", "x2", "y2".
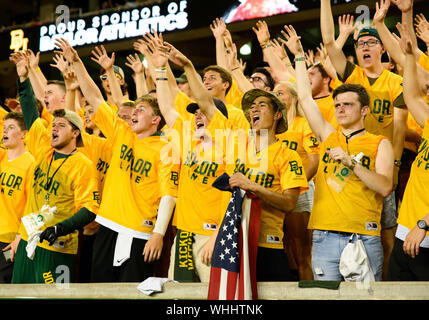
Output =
[
  {"x1": 0, "y1": 172, "x2": 23, "y2": 196},
  {"x1": 119, "y1": 144, "x2": 153, "y2": 183},
  {"x1": 234, "y1": 159, "x2": 274, "y2": 188},
  {"x1": 184, "y1": 150, "x2": 219, "y2": 185},
  {"x1": 372, "y1": 99, "x2": 391, "y2": 123},
  {"x1": 33, "y1": 167, "x2": 60, "y2": 196}
]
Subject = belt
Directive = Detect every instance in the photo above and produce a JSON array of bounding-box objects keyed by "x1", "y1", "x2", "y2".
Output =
[{"x1": 327, "y1": 230, "x2": 354, "y2": 236}]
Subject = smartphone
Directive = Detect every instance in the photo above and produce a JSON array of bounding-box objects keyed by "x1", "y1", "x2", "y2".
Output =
[{"x1": 3, "y1": 249, "x2": 11, "y2": 263}]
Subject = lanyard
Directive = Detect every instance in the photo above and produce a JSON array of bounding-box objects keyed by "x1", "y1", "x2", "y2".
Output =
[
  {"x1": 44, "y1": 149, "x2": 76, "y2": 203},
  {"x1": 342, "y1": 128, "x2": 365, "y2": 155}
]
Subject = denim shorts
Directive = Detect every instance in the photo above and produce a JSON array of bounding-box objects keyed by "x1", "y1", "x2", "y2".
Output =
[{"x1": 311, "y1": 230, "x2": 384, "y2": 281}]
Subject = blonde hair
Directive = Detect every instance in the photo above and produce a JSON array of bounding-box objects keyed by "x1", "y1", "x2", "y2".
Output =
[{"x1": 275, "y1": 81, "x2": 305, "y2": 121}]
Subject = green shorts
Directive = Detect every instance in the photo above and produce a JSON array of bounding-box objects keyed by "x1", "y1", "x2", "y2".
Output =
[{"x1": 12, "y1": 239, "x2": 76, "y2": 284}]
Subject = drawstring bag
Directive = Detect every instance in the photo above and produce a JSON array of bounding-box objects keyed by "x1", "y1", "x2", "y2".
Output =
[{"x1": 339, "y1": 233, "x2": 375, "y2": 283}]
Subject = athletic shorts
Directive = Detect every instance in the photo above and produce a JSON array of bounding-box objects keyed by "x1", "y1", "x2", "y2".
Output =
[{"x1": 12, "y1": 239, "x2": 76, "y2": 284}]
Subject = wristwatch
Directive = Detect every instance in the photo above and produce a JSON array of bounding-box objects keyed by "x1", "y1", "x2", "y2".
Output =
[{"x1": 417, "y1": 220, "x2": 429, "y2": 231}]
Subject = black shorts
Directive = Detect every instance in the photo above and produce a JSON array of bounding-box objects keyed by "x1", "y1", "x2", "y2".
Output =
[
  {"x1": 256, "y1": 246, "x2": 293, "y2": 282},
  {"x1": 388, "y1": 237, "x2": 429, "y2": 281},
  {"x1": 91, "y1": 225, "x2": 154, "y2": 282}
]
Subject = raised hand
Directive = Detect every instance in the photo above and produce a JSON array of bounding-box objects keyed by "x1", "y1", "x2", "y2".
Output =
[
  {"x1": 396, "y1": 22, "x2": 414, "y2": 54},
  {"x1": 133, "y1": 39, "x2": 151, "y2": 56},
  {"x1": 26, "y1": 49, "x2": 41, "y2": 70},
  {"x1": 142, "y1": 32, "x2": 170, "y2": 69},
  {"x1": 91, "y1": 45, "x2": 115, "y2": 70},
  {"x1": 305, "y1": 49, "x2": 315, "y2": 67},
  {"x1": 252, "y1": 20, "x2": 270, "y2": 45},
  {"x1": 415, "y1": 13, "x2": 429, "y2": 44},
  {"x1": 279, "y1": 25, "x2": 304, "y2": 56},
  {"x1": 338, "y1": 14, "x2": 356, "y2": 35},
  {"x1": 164, "y1": 42, "x2": 190, "y2": 69},
  {"x1": 9, "y1": 51, "x2": 29, "y2": 80},
  {"x1": 54, "y1": 38, "x2": 79, "y2": 63},
  {"x1": 210, "y1": 17, "x2": 227, "y2": 39},
  {"x1": 50, "y1": 54, "x2": 69, "y2": 73},
  {"x1": 63, "y1": 67, "x2": 79, "y2": 91},
  {"x1": 125, "y1": 53, "x2": 144, "y2": 74},
  {"x1": 373, "y1": 0, "x2": 391, "y2": 24}
]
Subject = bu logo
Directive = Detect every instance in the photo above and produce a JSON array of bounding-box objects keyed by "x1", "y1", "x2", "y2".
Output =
[{"x1": 289, "y1": 160, "x2": 303, "y2": 175}]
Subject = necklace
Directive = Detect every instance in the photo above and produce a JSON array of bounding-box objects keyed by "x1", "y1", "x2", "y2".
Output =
[{"x1": 342, "y1": 128, "x2": 365, "y2": 155}]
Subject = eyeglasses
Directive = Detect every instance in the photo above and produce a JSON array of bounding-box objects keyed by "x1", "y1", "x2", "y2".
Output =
[
  {"x1": 250, "y1": 76, "x2": 268, "y2": 86},
  {"x1": 100, "y1": 73, "x2": 122, "y2": 81},
  {"x1": 355, "y1": 39, "x2": 380, "y2": 49}
]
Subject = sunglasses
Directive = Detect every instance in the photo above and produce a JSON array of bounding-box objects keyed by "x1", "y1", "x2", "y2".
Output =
[{"x1": 100, "y1": 73, "x2": 122, "y2": 81}]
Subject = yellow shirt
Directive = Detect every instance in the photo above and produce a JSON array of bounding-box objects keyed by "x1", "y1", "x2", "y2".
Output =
[
  {"x1": 173, "y1": 111, "x2": 234, "y2": 236},
  {"x1": 342, "y1": 63, "x2": 404, "y2": 141},
  {"x1": 397, "y1": 119, "x2": 429, "y2": 240},
  {"x1": 0, "y1": 151, "x2": 35, "y2": 243},
  {"x1": 225, "y1": 79, "x2": 244, "y2": 110},
  {"x1": 418, "y1": 52, "x2": 429, "y2": 73},
  {"x1": 276, "y1": 116, "x2": 320, "y2": 166},
  {"x1": 79, "y1": 133, "x2": 113, "y2": 198},
  {"x1": 308, "y1": 131, "x2": 387, "y2": 236},
  {"x1": 314, "y1": 94, "x2": 339, "y2": 130},
  {"x1": 92, "y1": 101, "x2": 177, "y2": 236},
  {"x1": 234, "y1": 139, "x2": 309, "y2": 249},
  {"x1": 19, "y1": 118, "x2": 99, "y2": 254}
]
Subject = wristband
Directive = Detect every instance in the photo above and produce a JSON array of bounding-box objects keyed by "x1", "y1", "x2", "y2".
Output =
[
  {"x1": 294, "y1": 56, "x2": 306, "y2": 62},
  {"x1": 34, "y1": 67, "x2": 41, "y2": 72},
  {"x1": 156, "y1": 77, "x2": 168, "y2": 81},
  {"x1": 231, "y1": 66, "x2": 240, "y2": 71},
  {"x1": 155, "y1": 68, "x2": 167, "y2": 72}
]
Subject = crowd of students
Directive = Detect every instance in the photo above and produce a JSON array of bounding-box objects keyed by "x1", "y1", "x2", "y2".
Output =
[{"x1": 1, "y1": 0, "x2": 429, "y2": 286}]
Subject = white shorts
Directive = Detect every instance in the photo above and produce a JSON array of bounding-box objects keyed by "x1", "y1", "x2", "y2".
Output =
[{"x1": 293, "y1": 180, "x2": 315, "y2": 213}]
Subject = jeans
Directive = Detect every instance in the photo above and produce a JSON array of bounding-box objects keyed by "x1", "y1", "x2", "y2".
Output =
[{"x1": 311, "y1": 230, "x2": 384, "y2": 281}]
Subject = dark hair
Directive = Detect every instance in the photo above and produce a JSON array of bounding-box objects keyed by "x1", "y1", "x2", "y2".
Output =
[
  {"x1": 333, "y1": 84, "x2": 370, "y2": 108},
  {"x1": 135, "y1": 95, "x2": 166, "y2": 131},
  {"x1": 203, "y1": 65, "x2": 232, "y2": 95},
  {"x1": 121, "y1": 101, "x2": 136, "y2": 108},
  {"x1": 251, "y1": 67, "x2": 275, "y2": 90},
  {"x1": 47, "y1": 80, "x2": 66, "y2": 93},
  {"x1": 310, "y1": 63, "x2": 331, "y2": 79},
  {"x1": 4, "y1": 112, "x2": 27, "y2": 131}
]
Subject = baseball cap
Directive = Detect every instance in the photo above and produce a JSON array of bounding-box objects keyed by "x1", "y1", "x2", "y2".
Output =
[
  {"x1": 8, "y1": 98, "x2": 20, "y2": 111},
  {"x1": 241, "y1": 88, "x2": 288, "y2": 134},
  {"x1": 356, "y1": 27, "x2": 381, "y2": 42},
  {"x1": 100, "y1": 65, "x2": 125, "y2": 79},
  {"x1": 186, "y1": 98, "x2": 228, "y2": 118},
  {"x1": 175, "y1": 72, "x2": 188, "y2": 83}
]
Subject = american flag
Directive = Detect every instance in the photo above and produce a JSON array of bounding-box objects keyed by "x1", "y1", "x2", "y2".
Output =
[{"x1": 208, "y1": 175, "x2": 261, "y2": 300}]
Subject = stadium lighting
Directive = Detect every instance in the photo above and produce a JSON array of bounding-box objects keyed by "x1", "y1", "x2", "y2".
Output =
[{"x1": 239, "y1": 43, "x2": 251, "y2": 56}]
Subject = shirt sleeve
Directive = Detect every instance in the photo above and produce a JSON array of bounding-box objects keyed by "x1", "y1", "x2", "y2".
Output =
[{"x1": 278, "y1": 148, "x2": 309, "y2": 194}]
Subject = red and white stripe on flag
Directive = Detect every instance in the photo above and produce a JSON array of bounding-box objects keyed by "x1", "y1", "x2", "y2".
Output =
[{"x1": 208, "y1": 191, "x2": 261, "y2": 300}]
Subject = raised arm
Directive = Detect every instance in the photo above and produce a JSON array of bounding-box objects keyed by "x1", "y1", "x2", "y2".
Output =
[
  {"x1": 336, "y1": 14, "x2": 356, "y2": 50},
  {"x1": 54, "y1": 38, "x2": 105, "y2": 113},
  {"x1": 253, "y1": 20, "x2": 295, "y2": 82},
  {"x1": 144, "y1": 36, "x2": 180, "y2": 128},
  {"x1": 10, "y1": 51, "x2": 39, "y2": 129},
  {"x1": 91, "y1": 45, "x2": 125, "y2": 107},
  {"x1": 320, "y1": 0, "x2": 348, "y2": 79},
  {"x1": 281, "y1": 25, "x2": 335, "y2": 142},
  {"x1": 166, "y1": 42, "x2": 217, "y2": 121},
  {"x1": 125, "y1": 53, "x2": 148, "y2": 97},
  {"x1": 210, "y1": 17, "x2": 229, "y2": 70},
  {"x1": 398, "y1": 22, "x2": 429, "y2": 127}
]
